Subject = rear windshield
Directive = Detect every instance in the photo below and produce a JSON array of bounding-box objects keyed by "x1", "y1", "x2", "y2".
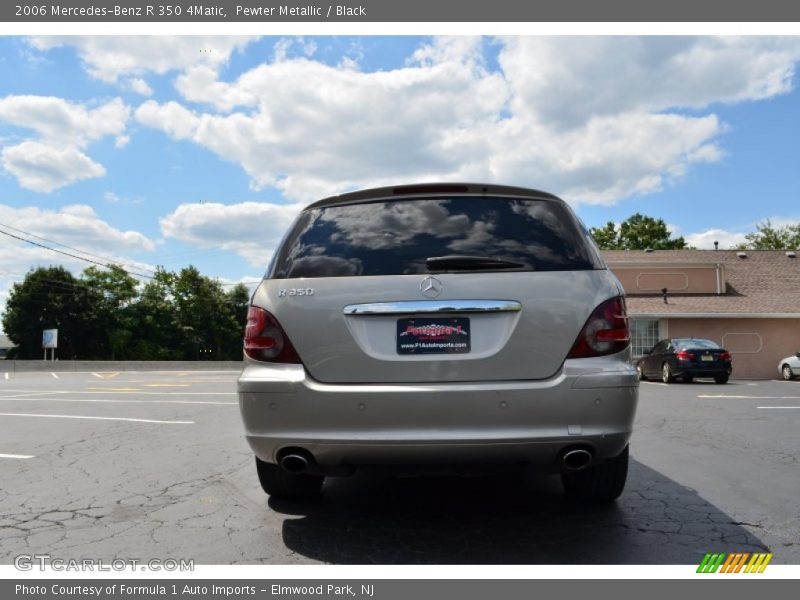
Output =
[
  {"x1": 674, "y1": 339, "x2": 720, "y2": 349},
  {"x1": 271, "y1": 196, "x2": 597, "y2": 279}
]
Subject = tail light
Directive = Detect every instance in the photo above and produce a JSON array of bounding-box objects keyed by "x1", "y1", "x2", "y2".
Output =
[
  {"x1": 720, "y1": 351, "x2": 732, "y2": 362},
  {"x1": 567, "y1": 296, "x2": 630, "y2": 359},
  {"x1": 244, "y1": 306, "x2": 302, "y2": 364},
  {"x1": 676, "y1": 351, "x2": 695, "y2": 361}
]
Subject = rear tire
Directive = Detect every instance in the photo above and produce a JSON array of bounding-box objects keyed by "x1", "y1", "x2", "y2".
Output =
[
  {"x1": 561, "y1": 445, "x2": 629, "y2": 503},
  {"x1": 661, "y1": 363, "x2": 675, "y2": 384},
  {"x1": 636, "y1": 364, "x2": 647, "y2": 381},
  {"x1": 714, "y1": 375, "x2": 729, "y2": 384},
  {"x1": 782, "y1": 364, "x2": 795, "y2": 381},
  {"x1": 255, "y1": 457, "x2": 324, "y2": 499}
]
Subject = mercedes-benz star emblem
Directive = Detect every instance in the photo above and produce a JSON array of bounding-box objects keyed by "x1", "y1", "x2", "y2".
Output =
[{"x1": 420, "y1": 276, "x2": 443, "y2": 299}]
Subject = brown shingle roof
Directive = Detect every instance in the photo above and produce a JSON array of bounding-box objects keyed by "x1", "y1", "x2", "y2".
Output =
[{"x1": 602, "y1": 249, "x2": 800, "y2": 316}]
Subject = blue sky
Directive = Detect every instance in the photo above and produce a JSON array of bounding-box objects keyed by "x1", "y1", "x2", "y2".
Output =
[{"x1": 1, "y1": 35, "x2": 800, "y2": 318}]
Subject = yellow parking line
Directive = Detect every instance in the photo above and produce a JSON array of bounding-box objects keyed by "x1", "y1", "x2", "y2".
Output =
[{"x1": 143, "y1": 384, "x2": 191, "y2": 388}]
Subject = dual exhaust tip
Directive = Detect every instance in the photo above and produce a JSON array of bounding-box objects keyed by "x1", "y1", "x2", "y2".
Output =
[{"x1": 279, "y1": 447, "x2": 593, "y2": 474}]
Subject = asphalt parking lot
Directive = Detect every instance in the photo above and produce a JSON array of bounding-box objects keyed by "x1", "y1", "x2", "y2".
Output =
[{"x1": 0, "y1": 370, "x2": 798, "y2": 565}]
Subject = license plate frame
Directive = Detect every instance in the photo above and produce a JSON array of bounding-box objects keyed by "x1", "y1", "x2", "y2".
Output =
[{"x1": 396, "y1": 317, "x2": 471, "y2": 355}]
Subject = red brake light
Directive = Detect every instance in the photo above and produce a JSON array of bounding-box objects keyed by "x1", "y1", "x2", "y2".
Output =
[
  {"x1": 567, "y1": 296, "x2": 630, "y2": 359},
  {"x1": 244, "y1": 306, "x2": 302, "y2": 364},
  {"x1": 676, "y1": 351, "x2": 695, "y2": 361},
  {"x1": 720, "y1": 351, "x2": 732, "y2": 361}
]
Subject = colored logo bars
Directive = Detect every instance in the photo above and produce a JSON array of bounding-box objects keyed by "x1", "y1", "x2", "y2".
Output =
[{"x1": 697, "y1": 552, "x2": 773, "y2": 573}]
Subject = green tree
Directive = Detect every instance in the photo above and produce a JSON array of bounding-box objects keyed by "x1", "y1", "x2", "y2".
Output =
[
  {"x1": 590, "y1": 222, "x2": 622, "y2": 250},
  {"x1": 172, "y1": 266, "x2": 245, "y2": 360},
  {"x1": 590, "y1": 213, "x2": 687, "y2": 250},
  {"x1": 82, "y1": 265, "x2": 139, "y2": 359},
  {"x1": 739, "y1": 220, "x2": 800, "y2": 250},
  {"x1": 128, "y1": 268, "x2": 181, "y2": 360},
  {"x1": 1, "y1": 266, "x2": 93, "y2": 359},
  {"x1": 2, "y1": 264, "x2": 250, "y2": 361}
]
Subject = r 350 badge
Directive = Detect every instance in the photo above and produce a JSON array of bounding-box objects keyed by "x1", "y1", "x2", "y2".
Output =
[{"x1": 278, "y1": 288, "x2": 314, "y2": 297}]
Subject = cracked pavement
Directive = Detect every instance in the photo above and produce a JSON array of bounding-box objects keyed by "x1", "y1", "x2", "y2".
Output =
[{"x1": 0, "y1": 370, "x2": 798, "y2": 564}]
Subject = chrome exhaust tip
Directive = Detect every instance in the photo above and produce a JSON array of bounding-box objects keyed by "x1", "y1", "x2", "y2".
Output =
[
  {"x1": 562, "y1": 448, "x2": 593, "y2": 471},
  {"x1": 279, "y1": 452, "x2": 312, "y2": 474}
]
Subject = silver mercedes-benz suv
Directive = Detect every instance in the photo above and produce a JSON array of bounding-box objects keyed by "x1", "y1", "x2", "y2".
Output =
[{"x1": 238, "y1": 183, "x2": 638, "y2": 503}]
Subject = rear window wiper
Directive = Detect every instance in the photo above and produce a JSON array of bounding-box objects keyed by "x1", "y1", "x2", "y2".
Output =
[{"x1": 425, "y1": 255, "x2": 527, "y2": 271}]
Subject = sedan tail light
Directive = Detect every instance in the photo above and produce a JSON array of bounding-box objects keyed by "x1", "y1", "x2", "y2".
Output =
[
  {"x1": 676, "y1": 351, "x2": 696, "y2": 361},
  {"x1": 244, "y1": 306, "x2": 302, "y2": 364},
  {"x1": 567, "y1": 296, "x2": 630, "y2": 359},
  {"x1": 720, "y1": 351, "x2": 732, "y2": 362}
]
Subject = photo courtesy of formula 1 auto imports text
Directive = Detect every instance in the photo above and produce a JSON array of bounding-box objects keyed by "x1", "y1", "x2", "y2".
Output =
[{"x1": 1, "y1": 0, "x2": 799, "y2": 597}]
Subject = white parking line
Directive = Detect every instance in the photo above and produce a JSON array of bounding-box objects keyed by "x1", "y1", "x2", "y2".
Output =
[
  {"x1": 0, "y1": 453, "x2": 34, "y2": 459},
  {"x1": 51, "y1": 372, "x2": 59, "y2": 379},
  {"x1": 0, "y1": 413, "x2": 194, "y2": 425},
  {"x1": 3, "y1": 373, "x2": 8, "y2": 380},
  {"x1": 699, "y1": 395, "x2": 800, "y2": 399},
  {"x1": 0, "y1": 397, "x2": 236, "y2": 406},
  {"x1": 758, "y1": 406, "x2": 800, "y2": 409},
  {"x1": 0, "y1": 389, "x2": 234, "y2": 396},
  {"x1": 642, "y1": 381, "x2": 668, "y2": 387}
]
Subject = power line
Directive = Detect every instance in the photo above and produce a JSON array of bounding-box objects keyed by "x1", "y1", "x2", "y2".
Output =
[
  {"x1": 0, "y1": 221, "x2": 156, "y2": 275},
  {"x1": 0, "y1": 228, "x2": 154, "y2": 280}
]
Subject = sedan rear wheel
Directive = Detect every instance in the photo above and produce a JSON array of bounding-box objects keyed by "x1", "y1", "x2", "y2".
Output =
[
  {"x1": 782, "y1": 364, "x2": 795, "y2": 381},
  {"x1": 662, "y1": 363, "x2": 675, "y2": 384},
  {"x1": 636, "y1": 364, "x2": 647, "y2": 381}
]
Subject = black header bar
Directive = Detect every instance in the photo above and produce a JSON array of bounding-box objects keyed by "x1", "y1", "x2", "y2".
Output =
[{"x1": 5, "y1": 0, "x2": 800, "y2": 22}]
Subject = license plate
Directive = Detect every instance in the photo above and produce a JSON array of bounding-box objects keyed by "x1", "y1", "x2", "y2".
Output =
[
  {"x1": 397, "y1": 317, "x2": 471, "y2": 355},
  {"x1": 701, "y1": 355, "x2": 714, "y2": 362}
]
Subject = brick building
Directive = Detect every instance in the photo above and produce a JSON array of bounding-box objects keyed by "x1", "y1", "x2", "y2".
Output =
[{"x1": 603, "y1": 249, "x2": 800, "y2": 379}]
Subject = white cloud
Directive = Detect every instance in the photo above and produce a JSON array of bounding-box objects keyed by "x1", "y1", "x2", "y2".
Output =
[
  {"x1": 1, "y1": 142, "x2": 106, "y2": 193},
  {"x1": 136, "y1": 36, "x2": 800, "y2": 205},
  {"x1": 0, "y1": 204, "x2": 156, "y2": 254},
  {"x1": 497, "y1": 37, "x2": 800, "y2": 128},
  {"x1": 159, "y1": 201, "x2": 303, "y2": 267},
  {"x1": 128, "y1": 77, "x2": 153, "y2": 96},
  {"x1": 0, "y1": 96, "x2": 128, "y2": 146},
  {"x1": 27, "y1": 36, "x2": 259, "y2": 83},
  {"x1": 0, "y1": 96, "x2": 129, "y2": 192},
  {"x1": 0, "y1": 204, "x2": 158, "y2": 327},
  {"x1": 685, "y1": 228, "x2": 749, "y2": 249},
  {"x1": 103, "y1": 191, "x2": 142, "y2": 205},
  {"x1": 684, "y1": 216, "x2": 800, "y2": 249}
]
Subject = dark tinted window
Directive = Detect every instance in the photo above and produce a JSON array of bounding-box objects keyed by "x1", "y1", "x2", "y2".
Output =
[
  {"x1": 271, "y1": 197, "x2": 597, "y2": 278},
  {"x1": 674, "y1": 338, "x2": 720, "y2": 349}
]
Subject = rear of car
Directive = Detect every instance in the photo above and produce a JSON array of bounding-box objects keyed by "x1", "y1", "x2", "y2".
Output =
[
  {"x1": 778, "y1": 352, "x2": 800, "y2": 380},
  {"x1": 238, "y1": 183, "x2": 639, "y2": 503},
  {"x1": 670, "y1": 339, "x2": 732, "y2": 383},
  {"x1": 637, "y1": 338, "x2": 732, "y2": 384}
]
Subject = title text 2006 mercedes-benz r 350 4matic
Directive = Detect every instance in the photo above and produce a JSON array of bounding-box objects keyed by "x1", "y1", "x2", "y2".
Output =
[{"x1": 238, "y1": 183, "x2": 639, "y2": 503}]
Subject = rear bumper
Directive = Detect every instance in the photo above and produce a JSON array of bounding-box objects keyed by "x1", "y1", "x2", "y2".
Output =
[
  {"x1": 238, "y1": 355, "x2": 639, "y2": 472},
  {"x1": 674, "y1": 362, "x2": 732, "y2": 378}
]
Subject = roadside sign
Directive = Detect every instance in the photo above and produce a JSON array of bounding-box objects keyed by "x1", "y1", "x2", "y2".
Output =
[{"x1": 42, "y1": 329, "x2": 58, "y2": 349}]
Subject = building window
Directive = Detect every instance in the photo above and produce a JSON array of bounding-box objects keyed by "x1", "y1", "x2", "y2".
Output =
[{"x1": 631, "y1": 318, "x2": 660, "y2": 357}]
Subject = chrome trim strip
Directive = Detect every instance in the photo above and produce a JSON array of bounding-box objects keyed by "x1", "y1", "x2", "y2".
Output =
[{"x1": 343, "y1": 300, "x2": 522, "y2": 316}]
